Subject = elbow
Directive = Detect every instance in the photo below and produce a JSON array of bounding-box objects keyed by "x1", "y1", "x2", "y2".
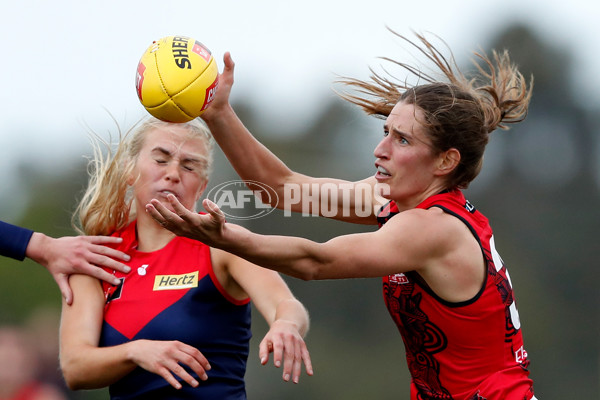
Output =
[
  {"x1": 61, "y1": 367, "x2": 82, "y2": 391},
  {"x1": 60, "y1": 360, "x2": 81, "y2": 390},
  {"x1": 295, "y1": 263, "x2": 322, "y2": 281},
  {"x1": 60, "y1": 354, "x2": 92, "y2": 390}
]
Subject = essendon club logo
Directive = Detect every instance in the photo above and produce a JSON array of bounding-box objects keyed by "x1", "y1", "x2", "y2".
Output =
[{"x1": 389, "y1": 273, "x2": 409, "y2": 284}]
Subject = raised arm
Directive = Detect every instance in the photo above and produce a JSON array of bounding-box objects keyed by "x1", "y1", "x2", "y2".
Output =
[
  {"x1": 201, "y1": 53, "x2": 382, "y2": 224},
  {"x1": 59, "y1": 274, "x2": 211, "y2": 390}
]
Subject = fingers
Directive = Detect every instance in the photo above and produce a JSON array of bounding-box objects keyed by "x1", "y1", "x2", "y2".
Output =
[
  {"x1": 178, "y1": 345, "x2": 211, "y2": 382},
  {"x1": 164, "y1": 344, "x2": 211, "y2": 389},
  {"x1": 301, "y1": 346, "x2": 314, "y2": 377},
  {"x1": 259, "y1": 334, "x2": 312, "y2": 384},
  {"x1": 259, "y1": 338, "x2": 271, "y2": 366},
  {"x1": 135, "y1": 340, "x2": 211, "y2": 390},
  {"x1": 145, "y1": 201, "x2": 169, "y2": 227},
  {"x1": 85, "y1": 238, "x2": 131, "y2": 262},
  {"x1": 55, "y1": 274, "x2": 73, "y2": 305},
  {"x1": 202, "y1": 199, "x2": 225, "y2": 224},
  {"x1": 86, "y1": 244, "x2": 131, "y2": 273},
  {"x1": 223, "y1": 52, "x2": 235, "y2": 74},
  {"x1": 279, "y1": 335, "x2": 303, "y2": 383},
  {"x1": 166, "y1": 194, "x2": 194, "y2": 220},
  {"x1": 84, "y1": 235, "x2": 123, "y2": 245},
  {"x1": 146, "y1": 195, "x2": 189, "y2": 226},
  {"x1": 81, "y1": 263, "x2": 123, "y2": 286}
]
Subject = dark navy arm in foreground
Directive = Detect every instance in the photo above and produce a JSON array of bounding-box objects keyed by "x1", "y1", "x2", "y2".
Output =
[{"x1": 0, "y1": 220, "x2": 34, "y2": 261}]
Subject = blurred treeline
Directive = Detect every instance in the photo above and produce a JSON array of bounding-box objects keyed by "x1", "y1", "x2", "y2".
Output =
[{"x1": 0, "y1": 23, "x2": 598, "y2": 399}]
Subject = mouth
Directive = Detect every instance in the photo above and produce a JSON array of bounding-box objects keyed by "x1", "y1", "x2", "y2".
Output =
[
  {"x1": 157, "y1": 189, "x2": 179, "y2": 200},
  {"x1": 375, "y1": 164, "x2": 391, "y2": 179}
]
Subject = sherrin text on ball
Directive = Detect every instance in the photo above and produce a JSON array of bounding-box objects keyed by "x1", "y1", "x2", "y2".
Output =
[{"x1": 135, "y1": 36, "x2": 219, "y2": 123}]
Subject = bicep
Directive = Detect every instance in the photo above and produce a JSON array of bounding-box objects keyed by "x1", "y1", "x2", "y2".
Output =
[
  {"x1": 60, "y1": 274, "x2": 105, "y2": 351},
  {"x1": 315, "y1": 210, "x2": 453, "y2": 279}
]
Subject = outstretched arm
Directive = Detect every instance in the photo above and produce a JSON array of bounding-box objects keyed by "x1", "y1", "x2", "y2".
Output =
[
  {"x1": 147, "y1": 194, "x2": 428, "y2": 281},
  {"x1": 59, "y1": 274, "x2": 211, "y2": 390},
  {"x1": 201, "y1": 53, "x2": 382, "y2": 224}
]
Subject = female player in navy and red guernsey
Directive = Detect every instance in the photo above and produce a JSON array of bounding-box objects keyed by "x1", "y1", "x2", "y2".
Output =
[
  {"x1": 146, "y1": 30, "x2": 538, "y2": 399},
  {"x1": 58, "y1": 118, "x2": 312, "y2": 399}
]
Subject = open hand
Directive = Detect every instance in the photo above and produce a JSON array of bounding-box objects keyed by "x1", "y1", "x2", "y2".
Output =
[
  {"x1": 259, "y1": 319, "x2": 313, "y2": 384},
  {"x1": 201, "y1": 52, "x2": 235, "y2": 121},
  {"x1": 146, "y1": 195, "x2": 226, "y2": 247},
  {"x1": 130, "y1": 339, "x2": 211, "y2": 389},
  {"x1": 27, "y1": 233, "x2": 132, "y2": 305}
]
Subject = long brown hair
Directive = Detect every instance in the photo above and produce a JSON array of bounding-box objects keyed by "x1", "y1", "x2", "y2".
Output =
[{"x1": 338, "y1": 29, "x2": 533, "y2": 189}]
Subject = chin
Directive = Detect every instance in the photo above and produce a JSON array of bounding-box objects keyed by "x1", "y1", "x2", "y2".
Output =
[{"x1": 375, "y1": 182, "x2": 392, "y2": 199}]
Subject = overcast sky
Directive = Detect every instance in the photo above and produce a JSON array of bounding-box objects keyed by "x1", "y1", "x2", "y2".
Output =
[{"x1": 1, "y1": 0, "x2": 598, "y2": 216}]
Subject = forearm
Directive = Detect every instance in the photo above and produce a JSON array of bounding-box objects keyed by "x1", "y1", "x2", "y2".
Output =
[
  {"x1": 61, "y1": 341, "x2": 138, "y2": 390},
  {"x1": 203, "y1": 105, "x2": 296, "y2": 203},
  {"x1": 220, "y1": 222, "x2": 333, "y2": 281},
  {"x1": 62, "y1": 343, "x2": 137, "y2": 389}
]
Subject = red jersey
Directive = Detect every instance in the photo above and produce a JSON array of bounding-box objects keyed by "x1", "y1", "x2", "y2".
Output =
[{"x1": 379, "y1": 190, "x2": 535, "y2": 400}]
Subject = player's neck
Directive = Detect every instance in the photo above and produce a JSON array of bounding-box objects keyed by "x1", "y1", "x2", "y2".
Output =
[{"x1": 135, "y1": 213, "x2": 176, "y2": 252}]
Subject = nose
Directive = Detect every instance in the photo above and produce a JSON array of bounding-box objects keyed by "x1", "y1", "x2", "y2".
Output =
[
  {"x1": 373, "y1": 136, "x2": 389, "y2": 160},
  {"x1": 164, "y1": 162, "x2": 181, "y2": 182}
]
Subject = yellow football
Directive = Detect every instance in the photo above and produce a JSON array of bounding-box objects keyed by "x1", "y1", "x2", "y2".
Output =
[{"x1": 135, "y1": 36, "x2": 219, "y2": 123}]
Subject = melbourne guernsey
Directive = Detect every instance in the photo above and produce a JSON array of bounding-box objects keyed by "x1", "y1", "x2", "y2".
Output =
[{"x1": 100, "y1": 221, "x2": 251, "y2": 399}]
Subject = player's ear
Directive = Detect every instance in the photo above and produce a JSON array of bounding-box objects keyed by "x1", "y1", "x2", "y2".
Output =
[{"x1": 435, "y1": 148, "x2": 460, "y2": 176}]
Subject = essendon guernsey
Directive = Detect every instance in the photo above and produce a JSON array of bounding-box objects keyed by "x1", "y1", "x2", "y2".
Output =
[{"x1": 378, "y1": 190, "x2": 536, "y2": 400}]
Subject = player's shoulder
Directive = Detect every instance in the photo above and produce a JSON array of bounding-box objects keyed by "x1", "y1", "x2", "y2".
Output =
[
  {"x1": 383, "y1": 206, "x2": 451, "y2": 227},
  {"x1": 381, "y1": 207, "x2": 466, "y2": 246}
]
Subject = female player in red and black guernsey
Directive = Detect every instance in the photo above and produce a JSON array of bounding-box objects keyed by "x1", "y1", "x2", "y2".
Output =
[
  {"x1": 146, "y1": 30, "x2": 539, "y2": 399},
  {"x1": 59, "y1": 118, "x2": 312, "y2": 399}
]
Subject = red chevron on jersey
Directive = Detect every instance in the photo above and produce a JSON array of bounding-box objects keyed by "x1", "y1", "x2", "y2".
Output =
[{"x1": 102, "y1": 223, "x2": 212, "y2": 340}]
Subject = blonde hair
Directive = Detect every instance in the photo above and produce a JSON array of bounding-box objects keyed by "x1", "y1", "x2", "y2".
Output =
[
  {"x1": 73, "y1": 117, "x2": 214, "y2": 236},
  {"x1": 338, "y1": 29, "x2": 533, "y2": 189}
]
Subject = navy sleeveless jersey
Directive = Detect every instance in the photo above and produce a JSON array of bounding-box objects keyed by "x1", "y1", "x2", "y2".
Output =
[
  {"x1": 100, "y1": 221, "x2": 252, "y2": 399},
  {"x1": 379, "y1": 190, "x2": 535, "y2": 400}
]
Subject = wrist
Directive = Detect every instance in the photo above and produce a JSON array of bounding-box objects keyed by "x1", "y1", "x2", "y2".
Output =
[
  {"x1": 26, "y1": 232, "x2": 50, "y2": 266},
  {"x1": 124, "y1": 340, "x2": 142, "y2": 366},
  {"x1": 201, "y1": 103, "x2": 236, "y2": 128}
]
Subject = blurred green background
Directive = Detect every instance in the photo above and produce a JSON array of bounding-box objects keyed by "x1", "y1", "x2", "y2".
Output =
[{"x1": 1, "y1": 22, "x2": 598, "y2": 400}]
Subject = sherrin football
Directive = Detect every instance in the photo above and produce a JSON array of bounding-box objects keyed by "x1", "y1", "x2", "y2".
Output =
[{"x1": 135, "y1": 36, "x2": 219, "y2": 123}]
